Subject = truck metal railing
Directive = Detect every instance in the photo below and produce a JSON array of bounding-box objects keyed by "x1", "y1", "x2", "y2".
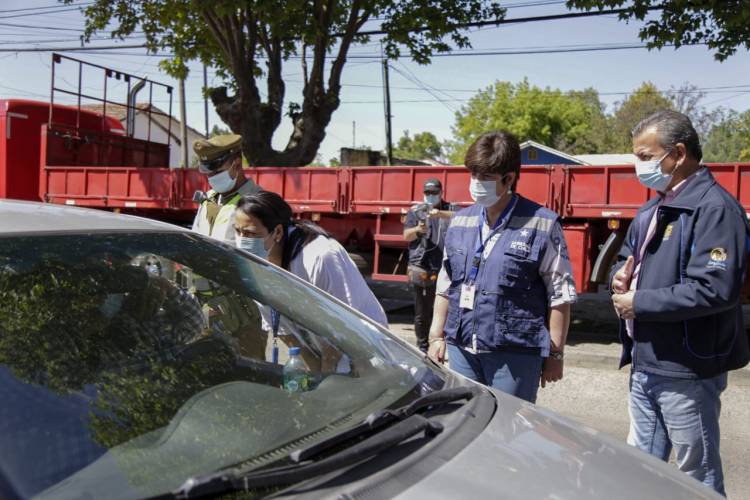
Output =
[{"x1": 49, "y1": 53, "x2": 174, "y2": 169}]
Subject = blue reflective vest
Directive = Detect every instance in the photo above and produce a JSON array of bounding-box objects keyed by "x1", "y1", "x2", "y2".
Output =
[{"x1": 443, "y1": 196, "x2": 557, "y2": 352}]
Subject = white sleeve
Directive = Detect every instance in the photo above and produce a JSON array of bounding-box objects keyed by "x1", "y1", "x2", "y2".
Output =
[
  {"x1": 191, "y1": 204, "x2": 203, "y2": 232},
  {"x1": 435, "y1": 248, "x2": 451, "y2": 297},
  {"x1": 307, "y1": 243, "x2": 352, "y2": 305},
  {"x1": 539, "y1": 222, "x2": 578, "y2": 307}
]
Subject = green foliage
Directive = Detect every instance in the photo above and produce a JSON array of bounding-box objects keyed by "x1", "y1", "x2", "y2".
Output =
[
  {"x1": 394, "y1": 130, "x2": 443, "y2": 161},
  {"x1": 703, "y1": 109, "x2": 750, "y2": 162},
  {"x1": 606, "y1": 82, "x2": 674, "y2": 152},
  {"x1": 567, "y1": 0, "x2": 750, "y2": 61},
  {"x1": 65, "y1": 0, "x2": 507, "y2": 166},
  {"x1": 447, "y1": 79, "x2": 608, "y2": 163},
  {"x1": 446, "y1": 80, "x2": 738, "y2": 160}
]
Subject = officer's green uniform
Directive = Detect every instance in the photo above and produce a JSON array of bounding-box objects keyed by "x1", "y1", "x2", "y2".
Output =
[
  {"x1": 191, "y1": 134, "x2": 261, "y2": 245},
  {"x1": 191, "y1": 134, "x2": 266, "y2": 359}
]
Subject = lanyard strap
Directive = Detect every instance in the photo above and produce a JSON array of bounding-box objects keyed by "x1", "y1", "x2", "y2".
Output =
[
  {"x1": 270, "y1": 308, "x2": 281, "y2": 364},
  {"x1": 466, "y1": 195, "x2": 518, "y2": 284}
]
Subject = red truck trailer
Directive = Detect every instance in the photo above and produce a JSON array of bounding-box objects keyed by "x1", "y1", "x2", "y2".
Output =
[{"x1": 3, "y1": 54, "x2": 750, "y2": 295}]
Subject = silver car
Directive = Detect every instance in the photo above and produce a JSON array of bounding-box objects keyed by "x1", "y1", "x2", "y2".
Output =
[{"x1": 0, "y1": 200, "x2": 720, "y2": 500}]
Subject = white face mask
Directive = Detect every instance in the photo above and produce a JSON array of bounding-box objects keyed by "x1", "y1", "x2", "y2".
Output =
[
  {"x1": 207, "y1": 169, "x2": 236, "y2": 193},
  {"x1": 236, "y1": 233, "x2": 275, "y2": 260},
  {"x1": 634, "y1": 151, "x2": 676, "y2": 192},
  {"x1": 424, "y1": 194, "x2": 441, "y2": 206},
  {"x1": 145, "y1": 263, "x2": 161, "y2": 276},
  {"x1": 470, "y1": 176, "x2": 510, "y2": 207}
]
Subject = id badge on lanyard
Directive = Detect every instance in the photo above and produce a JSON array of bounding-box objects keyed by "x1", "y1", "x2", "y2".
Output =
[
  {"x1": 460, "y1": 195, "x2": 517, "y2": 311},
  {"x1": 459, "y1": 283, "x2": 476, "y2": 309}
]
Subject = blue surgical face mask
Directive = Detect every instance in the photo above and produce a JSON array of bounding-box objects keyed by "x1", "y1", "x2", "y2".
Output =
[
  {"x1": 635, "y1": 150, "x2": 676, "y2": 191},
  {"x1": 100, "y1": 293, "x2": 124, "y2": 318},
  {"x1": 236, "y1": 234, "x2": 272, "y2": 260},
  {"x1": 207, "y1": 169, "x2": 236, "y2": 193},
  {"x1": 424, "y1": 194, "x2": 441, "y2": 206}
]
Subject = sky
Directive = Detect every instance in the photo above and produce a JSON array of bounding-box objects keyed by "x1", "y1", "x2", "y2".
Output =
[{"x1": 0, "y1": 0, "x2": 748, "y2": 163}]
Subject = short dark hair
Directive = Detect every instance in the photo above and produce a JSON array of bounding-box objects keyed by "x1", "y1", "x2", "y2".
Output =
[
  {"x1": 464, "y1": 131, "x2": 521, "y2": 190},
  {"x1": 631, "y1": 110, "x2": 703, "y2": 161},
  {"x1": 236, "y1": 190, "x2": 329, "y2": 270}
]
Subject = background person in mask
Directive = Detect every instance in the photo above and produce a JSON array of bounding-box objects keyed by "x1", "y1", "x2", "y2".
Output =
[
  {"x1": 191, "y1": 134, "x2": 261, "y2": 245},
  {"x1": 610, "y1": 110, "x2": 750, "y2": 495},
  {"x1": 427, "y1": 131, "x2": 577, "y2": 403},
  {"x1": 234, "y1": 191, "x2": 388, "y2": 328},
  {"x1": 403, "y1": 178, "x2": 456, "y2": 352}
]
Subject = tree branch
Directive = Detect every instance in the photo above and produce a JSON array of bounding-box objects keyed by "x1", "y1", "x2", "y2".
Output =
[
  {"x1": 301, "y1": 43, "x2": 308, "y2": 88},
  {"x1": 328, "y1": 2, "x2": 368, "y2": 102}
]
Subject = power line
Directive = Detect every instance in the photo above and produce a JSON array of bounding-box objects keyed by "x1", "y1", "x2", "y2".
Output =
[
  {"x1": 0, "y1": 22, "x2": 87, "y2": 32},
  {"x1": 389, "y1": 63, "x2": 458, "y2": 113},
  {"x1": 0, "y1": 6, "x2": 662, "y2": 49},
  {"x1": 0, "y1": 43, "x2": 149, "y2": 52},
  {"x1": 0, "y1": 5, "x2": 94, "y2": 20},
  {"x1": 355, "y1": 6, "x2": 663, "y2": 37},
  {"x1": 0, "y1": 35, "x2": 147, "y2": 46},
  {"x1": 4, "y1": 41, "x2": 666, "y2": 57},
  {"x1": 0, "y1": 2, "x2": 94, "y2": 14}
]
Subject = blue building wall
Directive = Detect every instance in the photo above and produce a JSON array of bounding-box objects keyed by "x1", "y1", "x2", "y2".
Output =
[{"x1": 521, "y1": 145, "x2": 580, "y2": 165}]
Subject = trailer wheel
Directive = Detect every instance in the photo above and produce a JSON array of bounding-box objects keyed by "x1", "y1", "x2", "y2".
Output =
[
  {"x1": 590, "y1": 230, "x2": 625, "y2": 284},
  {"x1": 348, "y1": 252, "x2": 372, "y2": 276}
]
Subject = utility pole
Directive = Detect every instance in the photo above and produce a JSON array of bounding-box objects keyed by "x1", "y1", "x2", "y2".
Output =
[
  {"x1": 381, "y1": 58, "x2": 393, "y2": 166},
  {"x1": 178, "y1": 77, "x2": 189, "y2": 168},
  {"x1": 352, "y1": 120, "x2": 356, "y2": 148},
  {"x1": 203, "y1": 64, "x2": 209, "y2": 138}
]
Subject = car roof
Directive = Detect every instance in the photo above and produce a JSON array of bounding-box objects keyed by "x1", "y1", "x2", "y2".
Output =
[{"x1": 0, "y1": 200, "x2": 189, "y2": 234}]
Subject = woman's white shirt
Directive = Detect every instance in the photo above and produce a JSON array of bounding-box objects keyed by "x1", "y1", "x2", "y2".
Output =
[{"x1": 289, "y1": 235, "x2": 389, "y2": 327}]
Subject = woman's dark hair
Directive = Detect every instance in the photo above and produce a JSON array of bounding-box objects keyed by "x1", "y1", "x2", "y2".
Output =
[
  {"x1": 236, "y1": 190, "x2": 330, "y2": 270},
  {"x1": 464, "y1": 130, "x2": 521, "y2": 191}
]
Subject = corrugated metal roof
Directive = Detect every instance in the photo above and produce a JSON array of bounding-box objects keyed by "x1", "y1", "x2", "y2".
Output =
[
  {"x1": 519, "y1": 140, "x2": 586, "y2": 165},
  {"x1": 573, "y1": 154, "x2": 636, "y2": 165}
]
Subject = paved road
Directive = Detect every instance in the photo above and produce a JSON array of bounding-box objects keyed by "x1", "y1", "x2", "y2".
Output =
[{"x1": 377, "y1": 286, "x2": 750, "y2": 499}]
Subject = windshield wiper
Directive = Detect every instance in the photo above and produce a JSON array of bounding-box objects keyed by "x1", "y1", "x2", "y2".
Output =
[
  {"x1": 166, "y1": 385, "x2": 480, "y2": 499},
  {"x1": 291, "y1": 384, "x2": 480, "y2": 463}
]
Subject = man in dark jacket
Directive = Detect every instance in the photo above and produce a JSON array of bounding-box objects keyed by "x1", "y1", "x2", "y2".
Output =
[
  {"x1": 403, "y1": 179, "x2": 456, "y2": 352},
  {"x1": 610, "y1": 110, "x2": 750, "y2": 495}
]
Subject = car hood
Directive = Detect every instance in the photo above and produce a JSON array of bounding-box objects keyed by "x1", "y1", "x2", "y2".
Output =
[{"x1": 395, "y1": 386, "x2": 721, "y2": 500}]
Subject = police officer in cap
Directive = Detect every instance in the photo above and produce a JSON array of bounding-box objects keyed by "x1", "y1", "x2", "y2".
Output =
[
  {"x1": 192, "y1": 134, "x2": 261, "y2": 244},
  {"x1": 403, "y1": 178, "x2": 456, "y2": 352}
]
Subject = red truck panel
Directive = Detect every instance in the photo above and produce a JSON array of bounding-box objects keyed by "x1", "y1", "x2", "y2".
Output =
[
  {"x1": 0, "y1": 100, "x2": 123, "y2": 202},
  {"x1": 176, "y1": 168, "x2": 342, "y2": 213},
  {"x1": 563, "y1": 164, "x2": 750, "y2": 219},
  {"x1": 349, "y1": 165, "x2": 556, "y2": 215}
]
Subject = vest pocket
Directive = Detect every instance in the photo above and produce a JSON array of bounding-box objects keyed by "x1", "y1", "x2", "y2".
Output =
[
  {"x1": 498, "y1": 261, "x2": 533, "y2": 290},
  {"x1": 446, "y1": 246, "x2": 467, "y2": 282},
  {"x1": 493, "y1": 313, "x2": 544, "y2": 347}
]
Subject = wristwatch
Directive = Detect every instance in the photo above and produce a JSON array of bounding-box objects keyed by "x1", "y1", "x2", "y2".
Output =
[{"x1": 548, "y1": 351, "x2": 564, "y2": 361}]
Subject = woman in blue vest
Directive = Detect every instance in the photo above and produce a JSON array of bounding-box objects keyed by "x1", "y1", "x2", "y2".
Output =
[{"x1": 427, "y1": 131, "x2": 577, "y2": 403}]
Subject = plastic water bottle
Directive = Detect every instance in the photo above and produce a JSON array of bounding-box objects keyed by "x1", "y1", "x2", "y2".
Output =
[{"x1": 283, "y1": 347, "x2": 309, "y2": 393}]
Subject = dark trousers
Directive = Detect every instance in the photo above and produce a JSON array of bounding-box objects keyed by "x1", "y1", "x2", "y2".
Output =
[{"x1": 413, "y1": 284, "x2": 436, "y2": 352}]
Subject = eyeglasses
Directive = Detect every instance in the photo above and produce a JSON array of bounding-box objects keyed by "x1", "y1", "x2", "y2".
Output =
[
  {"x1": 200, "y1": 151, "x2": 238, "y2": 173},
  {"x1": 424, "y1": 190, "x2": 441, "y2": 196}
]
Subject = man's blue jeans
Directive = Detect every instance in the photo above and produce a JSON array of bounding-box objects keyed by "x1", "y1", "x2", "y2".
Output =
[
  {"x1": 628, "y1": 370, "x2": 728, "y2": 496},
  {"x1": 447, "y1": 344, "x2": 543, "y2": 403}
]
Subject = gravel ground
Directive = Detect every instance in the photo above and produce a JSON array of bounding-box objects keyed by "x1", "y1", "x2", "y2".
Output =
[{"x1": 375, "y1": 284, "x2": 750, "y2": 499}]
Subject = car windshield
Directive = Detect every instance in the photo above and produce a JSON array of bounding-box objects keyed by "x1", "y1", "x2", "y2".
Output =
[{"x1": 0, "y1": 231, "x2": 446, "y2": 499}]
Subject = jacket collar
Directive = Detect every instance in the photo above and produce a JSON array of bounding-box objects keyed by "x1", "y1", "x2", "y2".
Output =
[
  {"x1": 661, "y1": 166, "x2": 715, "y2": 211},
  {"x1": 637, "y1": 166, "x2": 714, "y2": 214}
]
